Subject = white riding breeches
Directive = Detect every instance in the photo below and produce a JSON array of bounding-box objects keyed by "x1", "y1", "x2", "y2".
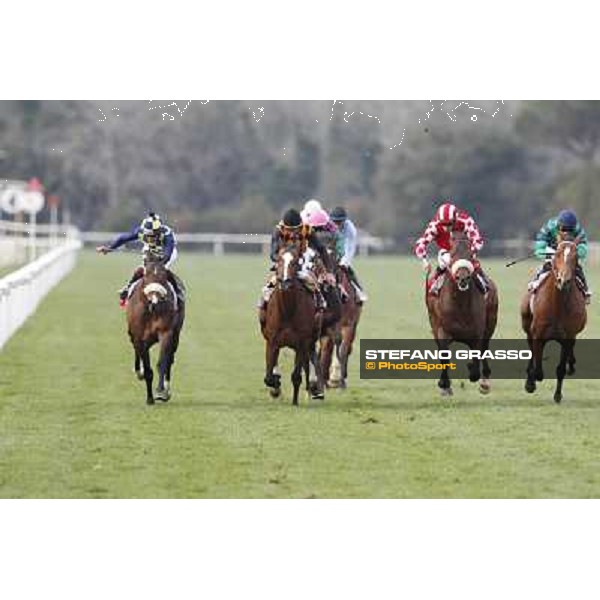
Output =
[
  {"x1": 165, "y1": 247, "x2": 178, "y2": 269},
  {"x1": 438, "y1": 249, "x2": 451, "y2": 270}
]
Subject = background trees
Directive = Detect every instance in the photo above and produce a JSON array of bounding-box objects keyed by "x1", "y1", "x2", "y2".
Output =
[{"x1": 0, "y1": 100, "x2": 597, "y2": 240}]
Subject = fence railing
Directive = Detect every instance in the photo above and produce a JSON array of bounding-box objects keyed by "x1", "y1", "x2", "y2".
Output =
[
  {"x1": 0, "y1": 218, "x2": 80, "y2": 267},
  {"x1": 80, "y1": 231, "x2": 391, "y2": 256},
  {"x1": 0, "y1": 239, "x2": 82, "y2": 350}
]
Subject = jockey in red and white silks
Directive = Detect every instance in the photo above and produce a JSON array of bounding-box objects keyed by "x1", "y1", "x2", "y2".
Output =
[{"x1": 415, "y1": 202, "x2": 483, "y2": 270}]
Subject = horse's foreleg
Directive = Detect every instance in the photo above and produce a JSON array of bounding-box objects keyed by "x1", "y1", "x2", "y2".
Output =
[
  {"x1": 166, "y1": 328, "x2": 181, "y2": 384},
  {"x1": 264, "y1": 340, "x2": 281, "y2": 395},
  {"x1": 467, "y1": 340, "x2": 481, "y2": 383},
  {"x1": 436, "y1": 336, "x2": 453, "y2": 396},
  {"x1": 567, "y1": 340, "x2": 576, "y2": 375},
  {"x1": 338, "y1": 323, "x2": 357, "y2": 387},
  {"x1": 554, "y1": 340, "x2": 574, "y2": 404},
  {"x1": 533, "y1": 338, "x2": 546, "y2": 382},
  {"x1": 139, "y1": 343, "x2": 154, "y2": 405},
  {"x1": 291, "y1": 349, "x2": 304, "y2": 406},
  {"x1": 320, "y1": 334, "x2": 335, "y2": 386},
  {"x1": 524, "y1": 332, "x2": 536, "y2": 393},
  {"x1": 156, "y1": 333, "x2": 174, "y2": 401},
  {"x1": 310, "y1": 344, "x2": 325, "y2": 400},
  {"x1": 133, "y1": 349, "x2": 144, "y2": 380}
]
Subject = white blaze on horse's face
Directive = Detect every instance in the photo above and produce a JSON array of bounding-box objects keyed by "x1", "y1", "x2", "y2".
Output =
[
  {"x1": 555, "y1": 241, "x2": 576, "y2": 290},
  {"x1": 282, "y1": 251, "x2": 293, "y2": 281}
]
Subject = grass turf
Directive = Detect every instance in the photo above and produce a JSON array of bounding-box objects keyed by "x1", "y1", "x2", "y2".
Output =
[{"x1": 0, "y1": 251, "x2": 599, "y2": 498}]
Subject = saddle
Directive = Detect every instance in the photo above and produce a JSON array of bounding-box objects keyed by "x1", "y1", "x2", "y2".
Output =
[{"x1": 527, "y1": 270, "x2": 550, "y2": 294}]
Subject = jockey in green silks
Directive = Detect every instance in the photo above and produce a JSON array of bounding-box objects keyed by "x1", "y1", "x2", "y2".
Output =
[{"x1": 529, "y1": 209, "x2": 591, "y2": 304}]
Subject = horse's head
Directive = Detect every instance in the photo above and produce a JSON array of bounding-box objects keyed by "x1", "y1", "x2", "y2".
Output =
[
  {"x1": 553, "y1": 235, "x2": 579, "y2": 292},
  {"x1": 276, "y1": 243, "x2": 302, "y2": 291},
  {"x1": 449, "y1": 230, "x2": 475, "y2": 292},
  {"x1": 142, "y1": 253, "x2": 170, "y2": 308}
]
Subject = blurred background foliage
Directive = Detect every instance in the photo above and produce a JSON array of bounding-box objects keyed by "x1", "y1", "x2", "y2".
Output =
[{"x1": 0, "y1": 100, "x2": 598, "y2": 241}]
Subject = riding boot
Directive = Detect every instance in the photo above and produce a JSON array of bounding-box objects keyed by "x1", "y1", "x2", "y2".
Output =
[
  {"x1": 528, "y1": 261, "x2": 552, "y2": 292},
  {"x1": 256, "y1": 281, "x2": 275, "y2": 309},
  {"x1": 475, "y1": 269, "x2": 489, "y2": 295},
  {"x1": 119, "y1": 267, "x2": 144, "y2": 305},
  {"x1": 167, "y1": 272, "x2": 186, "y2": 306},
  {"x1": 575, "y1": 265, "x2": 592, "y2": 304},
  {"x1": 347, "y1": 266, "x2": 368, "y2": 302}
]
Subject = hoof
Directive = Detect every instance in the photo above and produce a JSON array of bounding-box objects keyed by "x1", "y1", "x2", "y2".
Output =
[
  {"x1": 146, "y1": 397, "x2": 155, "y2": 405},
  {"x1": 156, "y1": 389, "x2": 171, "y2": 402},
  {"x1": 136, "y1": 371, "x2": 145, "y2": 381},
  {"x1": 308, "y1": 381, "x2": 322, "y2": 396},
  {"x1": 269, "y1": 387, "x2": 281, "y2": 398},
  {"x1": 554, "y1": 393, "x2": 562, "y2": 404},
  {"x1": 327, "y1": 379, "x2": 340, "y2": 388},
  {"x1": 338, "y1": 379, "x2": 347, "y2": 390},
  {"x1": 525, "y1": 381, "x2": 536, "y2": 393},
  {"x1": 440, "y1": 387, "x2": 453, "y2": 397},
  {"x1": 479, "y1": 379, "x2": 491, "y2": 395}
]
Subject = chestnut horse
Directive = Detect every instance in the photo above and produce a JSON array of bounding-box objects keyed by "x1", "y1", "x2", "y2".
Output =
[
  {"x1": 321, "y1": 265, "x2": 362, "y2": 389},
  {"x1": 520, "y1": 234, "x2": 587, "y2": 403},
  {"x1": 261, "y1": 243, "x2": 324, "y2": 406},
  {"x1": 127, "y1": 255, "x2": 185, "y2": 405},
  {"x1": 426, "y1": 231, "x2": 498, "y2": 396}
]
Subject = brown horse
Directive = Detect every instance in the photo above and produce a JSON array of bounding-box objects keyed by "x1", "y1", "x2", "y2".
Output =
[
  {"x1": 261, "y1": 242, "x2": 324, "y2": 406},
  {"x1": 426, "y1": 231, "x2": 498, "y2": 396},
  {"x1": 321, "y1": 265, "x2": 362, "y2": 389},
  {"x1": 127, "y1": 255, "x2": 185, "y2": 405},
  {"x1": 520, "y1": 235, "x2": 587, "y2": 403}
]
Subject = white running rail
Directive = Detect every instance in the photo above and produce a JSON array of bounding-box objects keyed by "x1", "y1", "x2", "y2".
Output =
[{"x1": 0, "y1": 239, "x2": 82, "y2": 350}]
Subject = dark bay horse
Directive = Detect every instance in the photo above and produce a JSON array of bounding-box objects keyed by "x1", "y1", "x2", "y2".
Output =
[
  {"x1": 520, "y1": 235, "x2": 587, "y2": 403},
  {"x1": 127, "y1": 255, "x2": 185, "y2": 405},
  {"x1": 261, "y1": 243, "x2": 324, "y2": 406},
  {"x1": 321, "y1": 265, "x2": 362, "y2": 389},
  {"x1": 426, "y1": 231, "x2": 498, "y2": 396}
]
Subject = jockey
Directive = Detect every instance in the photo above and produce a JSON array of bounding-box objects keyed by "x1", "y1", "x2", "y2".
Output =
[
  {"x1": 96, "y1": 212, "x2": 185, "y2": 307},
  {"x1": 300, "y1": 198, "x2": 324, "y2": 225},
  {"x1": 414, "y1": 201, "x2": 489, "y2": 294},
  {"x1": 307, "y1": 208, "x2": 345, "y2": 261},
  {"x1": 258, "y1": 208, "x2": 336, "y2": 312},
  {"x1": 530, "y1": 209, "x2": 591, "y2": 303},
  {"x1": 330, "y1": 206, "x2": 368, "y2": 303}
]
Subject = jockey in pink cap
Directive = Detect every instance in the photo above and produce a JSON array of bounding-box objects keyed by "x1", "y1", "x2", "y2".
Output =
[{"x1": 308, "y1": 208, "x2": 345, "y2": 258}]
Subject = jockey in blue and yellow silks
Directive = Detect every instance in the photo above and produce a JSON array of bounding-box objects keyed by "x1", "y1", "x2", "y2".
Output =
[
  {"x1": 529, "y1": 209, "x2": 591, "y2": 303},
  {"x1": 97, "y1": 212, "x2": 184, "y2": 307}
]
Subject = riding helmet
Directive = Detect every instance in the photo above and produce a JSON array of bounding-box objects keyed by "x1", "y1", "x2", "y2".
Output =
[
  {"x1": 436, "y1": 202, "x2": 457, "y2": 224},
  {"x1": 557, "y1": 209, "x2": 577, "y2": 231},
  {"x1": 330, "y1": 206, "x2": 348, "y2": 222},
  {"x1": 141, "y1": 212, "x2": 163, "y2": 234},
  {"x1": 282, "y1": 208, "x2": 302, "y2": 228}
]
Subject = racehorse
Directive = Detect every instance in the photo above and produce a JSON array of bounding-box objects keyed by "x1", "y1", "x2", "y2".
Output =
[
  {"x1": 520, "y1": 234, "x2": 587, "y2": 403},
  {"x1": 126, "y1": 253, "x2": 185, "y2": 405},
  {"x1": 261, "y1": 242, "x2": 324, "y2": 406},
  {"x1": 321, "y1": 265, "x2": 362, "y2": 389},
  {"x1": 426, "y1": 230, "x2": 498, "y2": 396}
]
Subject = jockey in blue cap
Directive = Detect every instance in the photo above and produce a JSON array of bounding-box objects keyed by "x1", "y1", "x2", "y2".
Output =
[
  {"x1": 96, "y1": 212, "x2": 185, "y2": 307},
  {"x1": 529, "y1": 209, "x2": 591, "y2": 304}
]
